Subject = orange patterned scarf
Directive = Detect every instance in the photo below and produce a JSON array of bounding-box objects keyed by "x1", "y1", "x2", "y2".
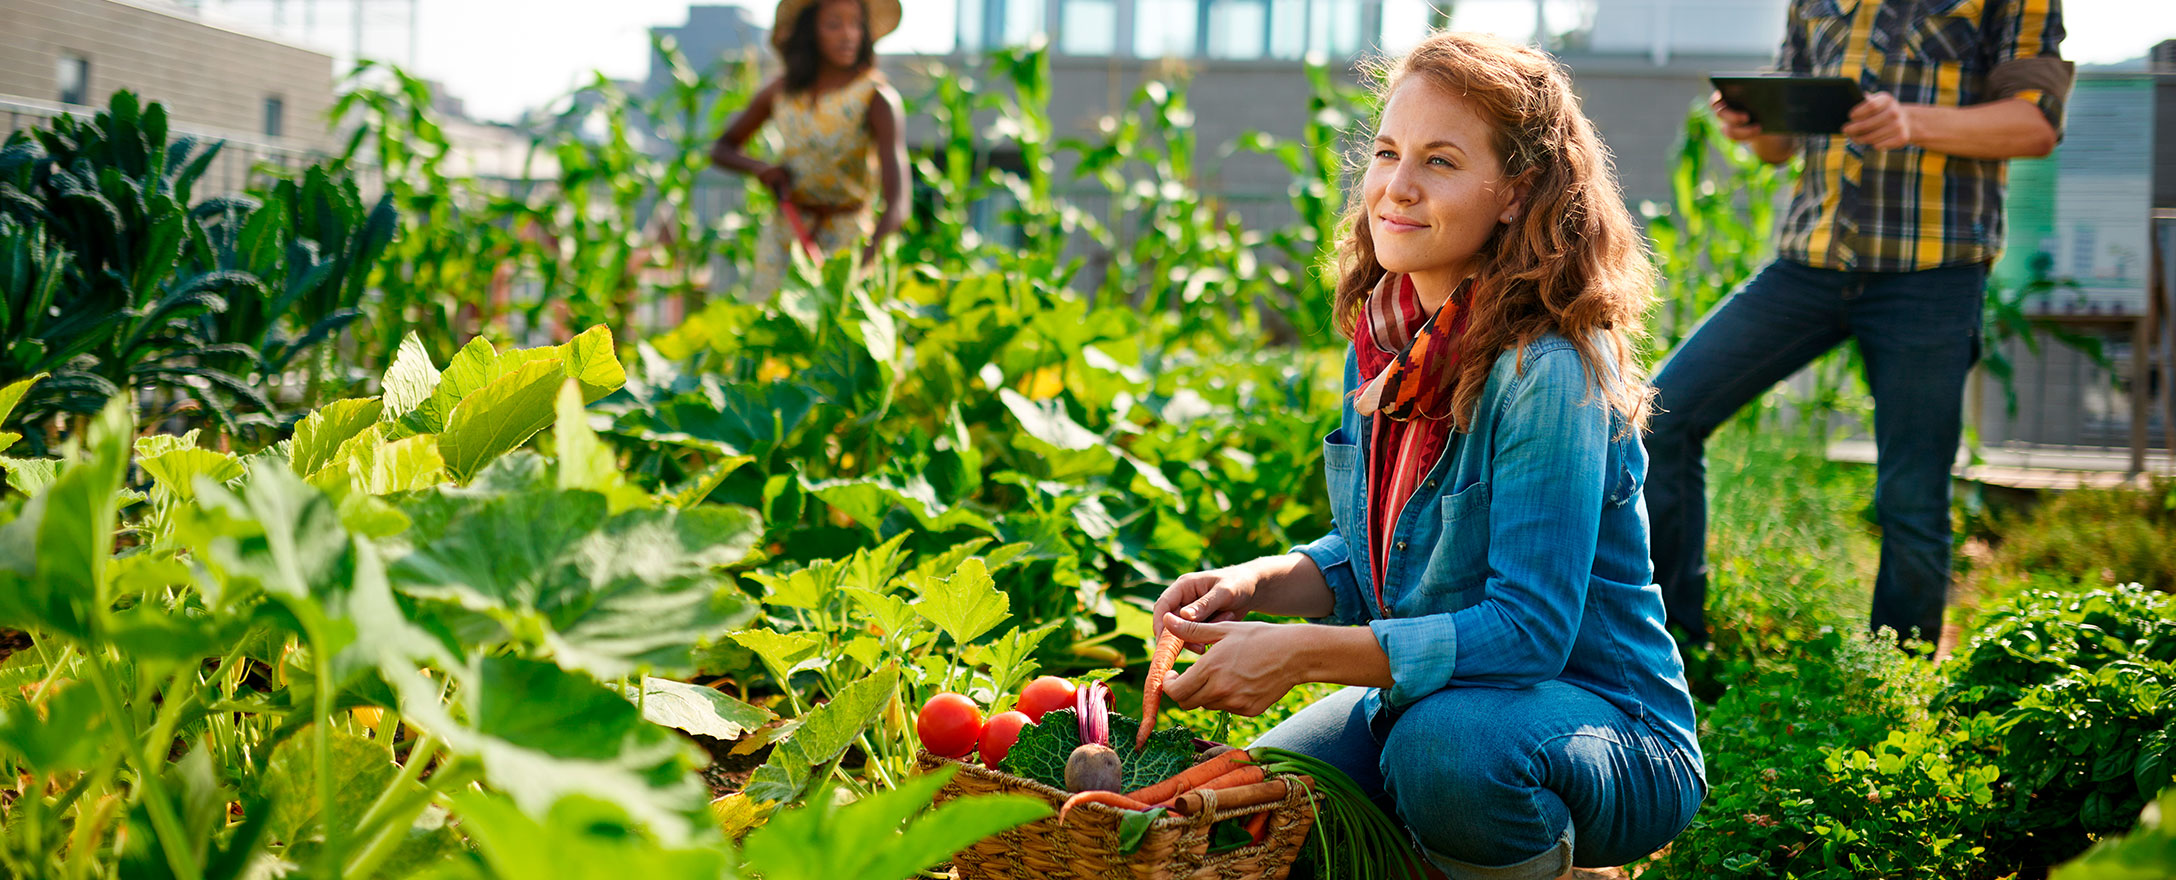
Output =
[{"x1": 1354, "y1": 274, "x2": 1470, "y2": 611}]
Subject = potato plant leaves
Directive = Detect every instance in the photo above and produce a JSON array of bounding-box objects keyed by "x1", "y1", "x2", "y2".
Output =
[
  {"x1": 743, "y1": 662, "x2": 900, "y2": 805},
  {"x1": 909, "y1": 557, "x2": 1009, "y2": 649}
]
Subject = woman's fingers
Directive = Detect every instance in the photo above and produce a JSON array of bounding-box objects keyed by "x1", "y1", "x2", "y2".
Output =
[
  {"x1": 1161, "y1": 613, "x2": 1227, "y2": 647},
  {"x1": 1179, "y1": 586, "x2": 1229, "y2": 621}
]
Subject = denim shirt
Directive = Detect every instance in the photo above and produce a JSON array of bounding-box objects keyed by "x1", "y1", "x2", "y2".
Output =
[{"x1": 1293, "y1": 334, "x2": 1704, "y2": 768}]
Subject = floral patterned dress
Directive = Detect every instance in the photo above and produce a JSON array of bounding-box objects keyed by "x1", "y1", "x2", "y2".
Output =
[{"x1": 751, "y1": 71, "x2": 882, "y2": 293}]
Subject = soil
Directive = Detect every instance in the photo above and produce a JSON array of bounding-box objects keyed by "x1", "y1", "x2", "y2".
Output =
[
  {"x1": 692, "y1": 730, "x2": 777, "y2": 799},
  {"x1": 0, "y1": 629, "x2": 32, "y2": 665}
]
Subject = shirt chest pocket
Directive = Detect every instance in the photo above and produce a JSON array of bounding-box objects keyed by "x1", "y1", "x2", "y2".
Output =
[
  {"x1": 1906, "y1": 0, "x2": 1984, "y2": 64},
  {"x1": 1416, "y1": 480, "x2": 1491, "y2": 608}
]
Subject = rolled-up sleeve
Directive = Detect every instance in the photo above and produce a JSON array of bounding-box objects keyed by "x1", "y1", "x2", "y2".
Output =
[
  {"x1": 1367, "y1": 349, "x2": 1607, "y2": 706},
  {"x1": 1984, "y1": 0, "x2": 2072, "y2": 135},
  {"x1": 1294, "y1": 530, "x2": 1365, "y2": 626}
]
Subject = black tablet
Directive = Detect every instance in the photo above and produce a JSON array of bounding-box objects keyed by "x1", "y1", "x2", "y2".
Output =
[{"x1": 1710, "y1": 74, "x2": 1867, "y2": 135}]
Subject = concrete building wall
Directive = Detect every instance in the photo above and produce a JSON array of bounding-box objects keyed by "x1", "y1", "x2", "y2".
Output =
[
  {"x1": 881, "y1": 48, "x2": 1753, "y2": 237},
  {"x1": 0, "y1": 0, "x2": 335, "y2": 151}
]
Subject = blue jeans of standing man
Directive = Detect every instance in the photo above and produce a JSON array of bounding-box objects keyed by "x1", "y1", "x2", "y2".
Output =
[
  {"x1": 1644, "y1": 258, "x2": 1987, "y2": 645},
  {"x1": 1252, "y1": 684, "x2": 1705, "y2": 878}
]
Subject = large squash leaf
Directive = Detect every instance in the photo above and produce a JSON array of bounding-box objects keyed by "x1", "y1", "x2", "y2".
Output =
[
  {"x1": 379, "y1": 333, "x2": 440, "y2": 421},
  {"x1": 621, "y1": 677, "x2": 775, "y2": 740},
  {"x1": 437, "y1": 358, "x2": 564, "y2": 484},
  {"x1": 140, "y1": 447, "x2": 244, "y2": 503},
  {"x1": 0, "y1": 397, "x2": 130, "y2": 641},
  {"x1": 290, "y1": 397, "x2": 384, "y2": 477},
  {"x1": 390, "y1": 489, "x2": 761, "y2": 679},
  {"x1": 741, "y1": 764, "x2": 1049, "y2": 880},
  {"x1": 388, "y1": 656, "x2": 710, "y2": 845},
  {"x1": 432, "y1": 792, "x2": 729, "y2": 880}
]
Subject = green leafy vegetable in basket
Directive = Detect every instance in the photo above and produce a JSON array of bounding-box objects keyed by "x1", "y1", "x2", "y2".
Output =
[{"x1": 1001, "y1": 708, "x2": 1197, "y2": 792}]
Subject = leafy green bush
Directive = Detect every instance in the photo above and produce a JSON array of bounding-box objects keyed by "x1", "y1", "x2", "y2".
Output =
[
  {"x1": 1651, "y1": 629, "x2": 1996, "y2": 879},
  {"x1": 2053, "y1": 785, "x2": 2176, "y2": 880},
  {"x1": 1939, "y1": 585, "x2": 2176, "y2": 870},
  {"x1": 0, "y1": 92, "x2": 392, "y2": 449}
]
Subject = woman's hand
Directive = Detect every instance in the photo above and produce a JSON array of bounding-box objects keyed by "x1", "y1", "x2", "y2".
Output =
[
  {"x1": 1157, "y1": 614, "x2": 1303, "y2": 716},
  {"x1": 1153, "y1": 565, "x2": 1261, "y2": 651},
  {"x1": 756, "y1": 164, "x2": 792, "y2": 197}
]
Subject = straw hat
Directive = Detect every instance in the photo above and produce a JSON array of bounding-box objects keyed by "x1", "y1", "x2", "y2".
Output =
[{"x1": 771, "y1": 0, "x2": 901, "y2": 51}]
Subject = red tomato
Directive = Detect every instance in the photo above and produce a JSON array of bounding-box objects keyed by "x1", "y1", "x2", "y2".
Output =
[
  {"x1": 980, "y1": 710, "x2": 1032, "y2": 767},
  {"x1": 1016, "y1": 676, "x2": 1078, "y2": 723},
  {"x1": 917, "y1": 692, "x2": 984, "y2": 759}
]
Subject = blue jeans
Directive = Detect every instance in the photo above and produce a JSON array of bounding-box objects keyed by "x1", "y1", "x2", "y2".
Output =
[
  {"x1": 1644, "y1": 259, "x2": 1986, "y2": 645},
  {"x1": 1252, "y1": 684, "x2": 1705, "y2": 878}
]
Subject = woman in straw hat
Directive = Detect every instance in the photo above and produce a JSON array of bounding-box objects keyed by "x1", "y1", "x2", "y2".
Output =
[{"x1": 709, "y1": 0, "x2": 907, "y2": 294}]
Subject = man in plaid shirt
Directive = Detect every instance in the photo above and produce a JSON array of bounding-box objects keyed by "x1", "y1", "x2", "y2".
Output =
[{"x1": 1646, "y1": 0, "x2": 2072, "y2": 653}]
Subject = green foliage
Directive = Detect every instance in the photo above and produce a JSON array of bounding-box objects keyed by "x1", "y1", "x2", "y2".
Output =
[
  {"x1": 420, "y1": 793, "x2": 732, "y2": 880},
  {"x1": 1941, "y1": 585, "x2": 2176, "y2": 870},
  {"x1": 739, "y1": 766, "x2": 1049, "y2": 880},
  {"x1": 2053, "y1": 786, "x2": 2176, "y2": 880},
  {"x1": 1976, "y1": 482, "x2": 2176, "y2": 593},
  {"x1": 0, "y1": 92, "x2": 392, "y2": 448},
  {"x1": 1653, "y1": 629, "x2": 1995, "y2": 879}
]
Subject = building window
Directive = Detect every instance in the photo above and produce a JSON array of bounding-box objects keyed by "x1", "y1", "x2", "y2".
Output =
[
  {"x1": 264, "y1": 96, "x2": 286, "y2": 138},
  {"x1": 1310, "y1": 0, "x2": 1367, "y2": 58},
  {"x1": 959, "y1": 0, "x2": 1046, "y2": 51},
  {"x1": 1059, "y1": 0, "x2": 1118, "y2": 55},
  {"x1": 57, "y1": 54, "x2": 90, "y2": 106},
  {"x1": 1134, "y1": 0, "x2": 1200, "y2": 57},
  {"x1": 1268, "y1": 0, "x2": 1309, "y2": 58},
  {"x1": 1206, "y1": 0, "x2": 1271, "y2": 59}
]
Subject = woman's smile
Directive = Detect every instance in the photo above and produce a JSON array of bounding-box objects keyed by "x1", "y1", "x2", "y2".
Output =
[{"x1": 1375, "y1": 212, "x2": 1429, "y2": 232}]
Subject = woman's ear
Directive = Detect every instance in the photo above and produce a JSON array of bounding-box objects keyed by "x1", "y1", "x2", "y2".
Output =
[{"x1": 1499, "y1": 173, "x2": 1534, "y2": 225}]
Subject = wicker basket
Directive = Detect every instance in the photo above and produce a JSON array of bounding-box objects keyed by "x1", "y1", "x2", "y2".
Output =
[{"x1": 919, "y1": 750, "x2": 1317, "y2": 880}]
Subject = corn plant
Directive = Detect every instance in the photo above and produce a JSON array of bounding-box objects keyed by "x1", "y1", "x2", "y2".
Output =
[
  {"x1": 333, "y1": 63, "x2": 524, "y2": 362},
  {"x1": 1235, "y1": 58, "x2": 1376, "y2": 339}
]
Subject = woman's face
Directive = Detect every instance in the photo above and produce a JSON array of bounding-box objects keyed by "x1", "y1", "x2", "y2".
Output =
[
  {"x1": 1364, "y1": 79, "x2": 1527, "y2": 290},
  {"x1": 815, "y1": 0, "x2": 866, "y2": 69}
]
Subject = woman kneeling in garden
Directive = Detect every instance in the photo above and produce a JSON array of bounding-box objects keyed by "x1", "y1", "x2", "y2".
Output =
[{"x1": 1153, "y1": 32, "x2": 1705, "y2": 879}]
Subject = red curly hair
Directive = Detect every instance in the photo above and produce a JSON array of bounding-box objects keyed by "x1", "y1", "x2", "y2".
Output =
[{"x1": 1332, "y1": 31, "x2": 1655, "y2": 432}]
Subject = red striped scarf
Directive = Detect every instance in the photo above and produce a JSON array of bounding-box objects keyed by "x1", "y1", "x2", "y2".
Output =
[{"x1": 1354, "y1": 274, "x2": 1471, "y2": 614}]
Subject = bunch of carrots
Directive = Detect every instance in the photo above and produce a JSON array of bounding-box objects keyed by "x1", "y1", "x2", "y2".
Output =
[{"x1": 1055, "y1": 631, "x2": 1298, "y2": 843}]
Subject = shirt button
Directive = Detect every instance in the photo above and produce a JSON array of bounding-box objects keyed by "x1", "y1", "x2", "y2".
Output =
[
  {"x1": 1395, "y1": 541, "x2": 1408, "y2": 550},
  {"x1": 1425, "y1": 480, "x2": 1438, "y2": 489}
]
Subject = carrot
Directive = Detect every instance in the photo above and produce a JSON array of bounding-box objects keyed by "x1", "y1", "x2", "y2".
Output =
[
  {"x1": 1244, "y1": 809, "x2": 1271, "y2": 844},
  {"x1": 1173, "y1": 774, "x2": 1289, "y2": 815},
  {"x1": 1057, "y1": 790, "x2": 1155, "y2": 824},
  {"x1": 1124, "y1": 747, "x2": 1253, "y2": 805},
  {"x1": 1162, "y1": 765, "x2": 1267, "y2": 810},
  {"x1": 1137, "y1": 628, "x2": 1186, "y2": 750}
]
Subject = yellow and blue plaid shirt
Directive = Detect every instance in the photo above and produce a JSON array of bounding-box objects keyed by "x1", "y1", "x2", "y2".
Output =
[{"x1": 1775, "y1": 0, "x2": 2067, "y2": 272}]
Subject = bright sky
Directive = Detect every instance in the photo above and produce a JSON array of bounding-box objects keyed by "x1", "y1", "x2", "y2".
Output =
[{"x1": 207, "y1": 0, "x2": 2176, "y2": 122}]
